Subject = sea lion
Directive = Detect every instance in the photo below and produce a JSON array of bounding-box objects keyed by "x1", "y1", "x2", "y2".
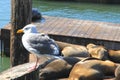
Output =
[
  {"x1": 39, "y1": 57, "x2": 83, "y2": 80},
  {"x1": 62, "y1": 46, "x2": 90, "y2": 57},
  {"x1": 86, "y1": 43, "x2": 109, "y2": 60},
  {"x1": 115, "y1": 65, "x2": 120, "y2": 80},
  {"x1": 68, "y1": 59, "x2": 117, "y2": 80},
  {"x1": 108, "y1": 50, "x2": 120, "y2": 63},
  {"x1": 32, "y1": 8, "x2": 42, "y2": 22}
]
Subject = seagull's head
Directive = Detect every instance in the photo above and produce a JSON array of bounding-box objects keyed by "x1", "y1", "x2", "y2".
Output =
[{"x1": 17, "y1": 24, "x2": 38, "y2": 34}]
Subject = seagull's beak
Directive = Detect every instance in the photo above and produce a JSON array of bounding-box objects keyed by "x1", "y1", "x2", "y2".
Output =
[{"x1": 17, "y1": 29, "x2": 23, "y2": 33}]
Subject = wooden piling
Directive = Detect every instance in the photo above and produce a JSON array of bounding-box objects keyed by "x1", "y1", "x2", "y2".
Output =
[
  {"x1": 0, "y1": 29, "x2": 10, "y2": 56},
  {"x1": 10, "y1": 0, "x2": 34, "y2": 80},
  {"x1": 10, "y1": 0, "x2": 32, "y2": 66}
]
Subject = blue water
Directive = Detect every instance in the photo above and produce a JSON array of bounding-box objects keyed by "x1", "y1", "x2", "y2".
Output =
[
  {"x1": 33, "y1": 1, "x2": 120, "y2": 23},
  {"x1": 0, "y1": 0, "x2": 120, "y2": 29},
  {"x1": 0, "y1": 0, "x2": 11, "y2": 28}
]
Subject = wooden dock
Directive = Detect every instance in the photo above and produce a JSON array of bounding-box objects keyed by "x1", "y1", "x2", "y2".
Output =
[
  {"x1": 0, "y1": 16, "x2": 120, "y2": 80},
  {"x1": 33, "y1": 16, "x2": 120, "y2": 50},
  {"x1": 0, "y1": 62, "x2": 39, "y2": 80},
  {"x1": 35, "y1": 16, "x2": 120, "y2": 42},
  {"x1": 1, "y1": 16, "x2": 120, "y2": 57}
]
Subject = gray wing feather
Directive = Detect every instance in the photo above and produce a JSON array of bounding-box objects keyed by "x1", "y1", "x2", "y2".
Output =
[{"x1": 27, "y1": 33, "x2": 58, "y2": 55}]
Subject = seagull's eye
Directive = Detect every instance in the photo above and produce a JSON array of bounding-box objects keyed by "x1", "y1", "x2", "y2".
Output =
[{"x1": 24, "y1": 27, "x2": 30, "y2": 30}]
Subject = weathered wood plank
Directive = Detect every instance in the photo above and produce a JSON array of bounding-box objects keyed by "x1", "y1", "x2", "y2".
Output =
[
  {"x1": 71, "y1": 20, "x2": 83, "y2": 36},
  {"x1": 73, "y1": 21, "x2": 86, "y2": 37},
  {"x1": 43, "y1": 16, "x2": 120, "y2": 42},
  {"x1": 84, "y1": 22, "x2": 96, "y2": 38},
  {"x1": 114, "y1": 27, "x2": 120, "y2": 41},
  {"x1": 90, "y1": 24, "x2": 101, "y2": 39},
  {"x1": 0, "y1": 62, "x2": 39, "y2": 80}
]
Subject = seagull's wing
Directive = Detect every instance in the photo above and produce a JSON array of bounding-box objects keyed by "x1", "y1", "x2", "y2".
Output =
[{"x1": 27, "y1": 33, "x2": 59, "y2": 55}]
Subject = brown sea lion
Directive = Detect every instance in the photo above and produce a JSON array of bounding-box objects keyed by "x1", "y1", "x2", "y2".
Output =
[
  {"x1": 115, "y1": 65, "x2": 120, "y2": 80},
  {"x1": 86, "y1": 43, "x2": 109, "y2": 60},
  {"x1": 62, "y1": 46, "x2": 90, "y2": 57},
  {"x1": 39, "y1": 57, "x2": 83, "y2": 80},
  {"x1": 108, "y1": 50, "x2": 120, "y2": 63},
  {"x1": 55, "y1": 41, "x2": 78, "y2": 51},
  {"x1": 68, "y1": 60, "x2": 117, "y2": 80}
]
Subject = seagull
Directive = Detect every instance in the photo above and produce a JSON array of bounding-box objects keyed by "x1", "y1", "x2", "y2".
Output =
[{"x1": 17, "y1": 24, "x2": 60, "y2": 71}]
